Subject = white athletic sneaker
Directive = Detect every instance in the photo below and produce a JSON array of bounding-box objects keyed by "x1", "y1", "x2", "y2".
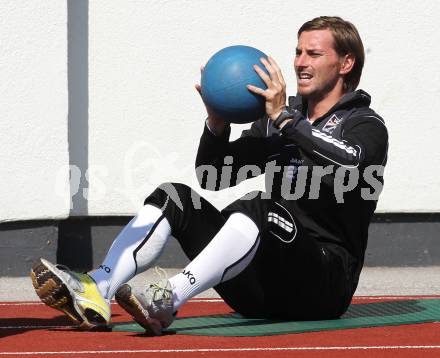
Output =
[{"x1": 115, "y1": 279, "x2": 175, "y2": 336}]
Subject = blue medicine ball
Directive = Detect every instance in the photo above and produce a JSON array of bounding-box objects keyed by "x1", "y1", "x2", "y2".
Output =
[{"x1": 201, "y1": 45, "x2": 269, "y2": 124}]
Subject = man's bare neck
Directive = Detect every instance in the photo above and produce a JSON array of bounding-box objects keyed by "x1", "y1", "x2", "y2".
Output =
[{"x1": 307, "y1": 89, "x2": 346, "y2": 122}]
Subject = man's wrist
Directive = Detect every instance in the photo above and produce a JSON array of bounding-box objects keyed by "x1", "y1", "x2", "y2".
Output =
[
  {"x1": 279, "y1": 118, "x2": 293, "y2": 130},
  {"x1": 206, "y1": 118, "x2": 229, "y2": 136},
  {"x1": 270, "y1": 109, "x2": 284, "y2": 122},
  {"x1": 273, "y1": 108, "x2": 297, "y2": 129}
]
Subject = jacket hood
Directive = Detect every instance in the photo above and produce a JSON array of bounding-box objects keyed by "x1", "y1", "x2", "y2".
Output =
[{"x1": 288, "y1": 89, "x2": 371, "y2": 115}]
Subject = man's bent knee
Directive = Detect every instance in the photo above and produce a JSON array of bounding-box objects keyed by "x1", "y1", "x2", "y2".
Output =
[{"x1": 145, "y1": 182, "x2": 202, "y2": 212}]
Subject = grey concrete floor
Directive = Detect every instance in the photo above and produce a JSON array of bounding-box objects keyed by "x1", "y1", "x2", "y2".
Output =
[{"x1": 1, "y1": 267, "x2": 439, "y2": 302}]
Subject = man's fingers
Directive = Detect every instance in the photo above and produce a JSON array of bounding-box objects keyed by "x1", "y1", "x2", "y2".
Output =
[
  {"x1": 260, "y1": 57, "x2": 280, "y2": 85},
  {"x1": 267, "y1": 56, "x2": 281, "y2": 72},
  {"x1": 268, "y1": 56, "x2": 286, "y2": 87},
  {"x1": 196, "y1": 65, "x2": 205, "y2": 96},
  {"x1": 247, "y1": 84, "x2": 267, "y2": 97},
  {"x1": 195, "y1": 83, "x2": 202, "y2": 95},
  {"x1": 253, "y1": 64, "x2": 272, "y2": 88},
  {"x1": 255, "y1": 57, "x2": 284, "y2": 89}
]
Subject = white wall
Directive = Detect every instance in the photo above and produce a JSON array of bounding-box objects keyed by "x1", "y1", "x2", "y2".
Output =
[
  {"x1": 2, "y1": 1, "x2": 440, "y2": 221},
  {"x1": 0, "y1": 1, "x2": 69, "y2": 222},
  {"x1": 88, "y1": 0, "x2": 440, "y2": 214}
]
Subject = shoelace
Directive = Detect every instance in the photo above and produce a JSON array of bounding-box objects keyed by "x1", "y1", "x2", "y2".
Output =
[
  {"x1": 146, "y1": 267, "x2": 171, "y2": 302},
  {"x1": 154, "y1": 266, "x2": 168, "y2": 281},
  {"x1": 149, "y1": 282, "x2": 172, "y2": 302}
]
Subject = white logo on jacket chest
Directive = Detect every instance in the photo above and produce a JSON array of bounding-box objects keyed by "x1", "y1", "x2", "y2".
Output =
[{"x1": 322, "y1": 114, "x2": 342, "y2": 134}]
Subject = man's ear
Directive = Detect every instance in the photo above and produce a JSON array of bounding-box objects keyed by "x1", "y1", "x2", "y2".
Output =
[{"x1": 340, "y1": 53, "x2": 355, "y2": 75}]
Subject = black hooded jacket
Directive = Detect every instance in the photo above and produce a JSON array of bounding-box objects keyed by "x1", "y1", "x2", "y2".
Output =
[{"x1": 196, "y1": 89, "x2": 388, "y2": 289}]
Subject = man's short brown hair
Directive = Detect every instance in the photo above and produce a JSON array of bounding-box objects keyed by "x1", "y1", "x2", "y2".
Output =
[{"x1": 298, "y1": 16, "x2": 365, "y2": 92}]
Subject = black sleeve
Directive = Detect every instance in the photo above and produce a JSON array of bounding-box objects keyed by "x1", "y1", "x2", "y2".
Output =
[
  {"x1": 195, "y1": 119, "x2": 281, "y2": 190},
  {"x1": 280, "y1": 114, "x2": 388, "y2": 168}
]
